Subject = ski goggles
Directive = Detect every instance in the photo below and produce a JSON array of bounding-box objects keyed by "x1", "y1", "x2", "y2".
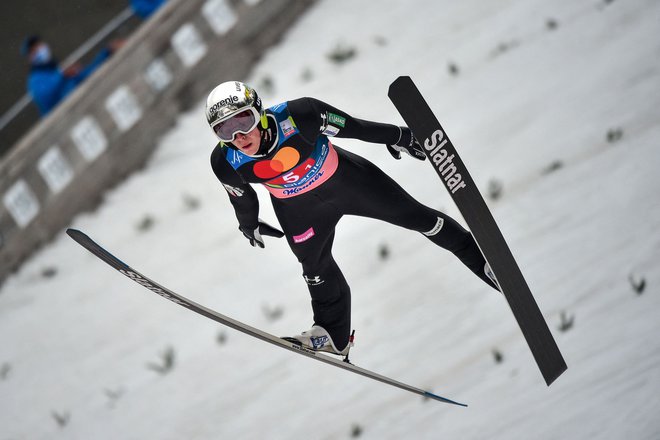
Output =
[{"x1": 211, "y1": 107, "x2": 261, "y2": 143}]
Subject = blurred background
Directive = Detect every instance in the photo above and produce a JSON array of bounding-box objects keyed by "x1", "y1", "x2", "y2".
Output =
[
  {"x1": 1, "y1": 0, "x2": 659, "y2": 439},
  {"x1": 0, "y1": 0, "x2": 138, "y2": 154}
]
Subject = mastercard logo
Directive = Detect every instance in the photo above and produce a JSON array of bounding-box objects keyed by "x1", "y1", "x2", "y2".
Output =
[{"x1": 253, "y1": 147, "x2": 300, "y2": 179}]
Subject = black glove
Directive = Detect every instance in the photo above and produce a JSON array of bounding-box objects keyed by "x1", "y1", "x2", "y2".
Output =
[
  {"x1": 239, "y1": 219, "x2": 284, "y2": 248},
  {"x1": 386, "y1": 127, "x2": 426, "y2": 161}
]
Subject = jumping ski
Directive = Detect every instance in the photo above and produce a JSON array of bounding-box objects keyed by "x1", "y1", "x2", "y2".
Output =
[
  {"x1": 66, "y1": 228, "x2": 467, "y2": 407},
  {"x1": 388, "y1": 76, "x2": 567, "y2": 386}
]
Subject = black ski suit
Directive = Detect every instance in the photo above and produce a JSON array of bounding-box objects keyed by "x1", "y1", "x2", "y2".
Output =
[{"x1": 211, "y1": 97, "x2": 497, "y2": 350}]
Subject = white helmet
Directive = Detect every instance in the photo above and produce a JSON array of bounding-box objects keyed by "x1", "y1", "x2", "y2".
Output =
[{"x1": 205, "y1": 81, "x2": 263, "y2": 143}]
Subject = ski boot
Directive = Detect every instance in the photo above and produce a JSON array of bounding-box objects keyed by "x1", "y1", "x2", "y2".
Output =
[{"x1": 283, "y1": 326, "x2": 355, "y2": 363}]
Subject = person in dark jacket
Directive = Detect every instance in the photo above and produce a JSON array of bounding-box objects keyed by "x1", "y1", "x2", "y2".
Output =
[{"x1": 206, "y1": 81, "x2": 500, "y2": 357}]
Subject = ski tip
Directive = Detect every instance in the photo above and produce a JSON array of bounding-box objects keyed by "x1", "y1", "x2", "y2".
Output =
[
  {"x1": 388, "y1": 76, "x2": 415, "y2": 94},
  {"x1": 423, "y1": 391, "x2": 468, "y2": 407},
  {"x1": 66, "y1": 228, "x2": 94, "y2": 246},
  {"x1": 66, "y1": 228, "x2": 85, "y2": 240},
  {"x1": 388, "y1": 76, "x2": 406, "y2": 95},
  {"x1": 391, "y1": 75, "x2": 412, "y2": 85}
]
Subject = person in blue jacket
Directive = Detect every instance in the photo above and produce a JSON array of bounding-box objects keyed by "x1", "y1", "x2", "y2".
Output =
[
  {"x1": 130, "y1": 0, "x2": 167, "y2": 19},
  {"x1": 21, "y1": 35, "x2": 116, "y2": 116}
]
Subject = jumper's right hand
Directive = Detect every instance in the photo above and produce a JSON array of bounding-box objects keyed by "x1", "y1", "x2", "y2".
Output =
[{"x1": 239, "y1": 219, "x2": 284, "y2": 248}]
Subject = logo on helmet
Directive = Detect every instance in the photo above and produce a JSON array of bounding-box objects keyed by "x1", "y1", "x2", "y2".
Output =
[{"x1": 209, "y1": 95, "x2": 240, "y2": 115}]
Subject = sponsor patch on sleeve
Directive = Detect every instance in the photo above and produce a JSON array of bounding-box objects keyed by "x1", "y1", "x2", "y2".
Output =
[
  {"x1": 222, "y1": 183, "x2": 244, "y2": 197},
  {"x1": 327, "y1": 112, "x2": 346, "y2": 127},
  {"x1": 320, "y1": 112, "x2": 345, "y2": 137},
  {"x1": 321, "y1": 125, "x2": 341, "y2": 136}
]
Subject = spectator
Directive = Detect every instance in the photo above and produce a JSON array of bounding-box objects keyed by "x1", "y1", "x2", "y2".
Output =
[
  {"x1": 21, "y1": 35, "x2": 119, "y2": 116},
  {"x1": 130, "y1": 0, "x2": 167, "y2": 19}
]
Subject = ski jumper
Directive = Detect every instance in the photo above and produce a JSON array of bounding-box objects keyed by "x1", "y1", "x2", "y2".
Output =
[{"x1": 211, "y1": 97, "x2": 497, "y2": 349}]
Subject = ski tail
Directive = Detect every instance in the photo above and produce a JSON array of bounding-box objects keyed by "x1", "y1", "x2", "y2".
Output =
[{"x1": 424, "y1": 391, "x2": 468, "y2": 407}]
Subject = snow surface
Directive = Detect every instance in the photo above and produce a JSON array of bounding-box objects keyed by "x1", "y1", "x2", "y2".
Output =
[{"x1": 2, "y1": 0, "x2": 660, "y2": 438}]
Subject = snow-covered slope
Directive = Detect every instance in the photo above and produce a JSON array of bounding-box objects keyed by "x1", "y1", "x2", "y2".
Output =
[{"x1": 2, "y1": 0, "x2": 659, "y2": 438}]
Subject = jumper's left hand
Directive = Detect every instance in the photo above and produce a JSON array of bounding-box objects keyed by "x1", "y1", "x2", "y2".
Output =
[{"x1": 386, "y1": 127, "x2": 426, "y2": 161}]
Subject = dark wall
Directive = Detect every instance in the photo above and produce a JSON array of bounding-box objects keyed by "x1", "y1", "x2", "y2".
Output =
[{"x1": 0, "y1": 1, "x2": 137, "y2": 155}]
